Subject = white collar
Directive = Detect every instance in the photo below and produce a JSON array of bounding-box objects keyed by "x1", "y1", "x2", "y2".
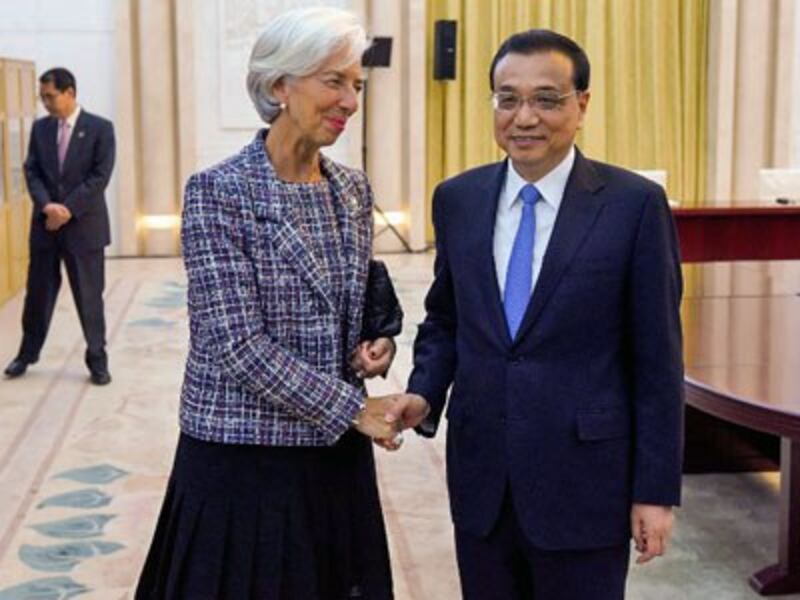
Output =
[
  {"x1": 62, "y1": 105, "x2": 81, "y2": 128},
  {"x1": 503, "y1": 146, "x2": 576, "y2": 211}
]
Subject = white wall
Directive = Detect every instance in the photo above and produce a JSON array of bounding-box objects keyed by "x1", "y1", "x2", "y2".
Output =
[{"x1": 0, "y1": 0, "x2": 121, "y2": 252}]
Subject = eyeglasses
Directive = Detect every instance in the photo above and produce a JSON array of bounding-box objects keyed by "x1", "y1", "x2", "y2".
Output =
[{"x1": 490, "y1": 90, "x2": 580, "y2": 114}]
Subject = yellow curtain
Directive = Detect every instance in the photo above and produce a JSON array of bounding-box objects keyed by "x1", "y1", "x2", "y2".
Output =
[{"x1": 426, "y1": 0, "x2": 708, "y2": 240}]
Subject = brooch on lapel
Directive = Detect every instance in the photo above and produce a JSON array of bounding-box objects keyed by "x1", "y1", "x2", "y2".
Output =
[{"x1": 77, "y1": 130, "x2": 86, "y2": 139}]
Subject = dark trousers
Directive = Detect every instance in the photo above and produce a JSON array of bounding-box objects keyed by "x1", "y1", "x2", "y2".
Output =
[
  {"x1": 18, "y1": 245, "x2": 107, "y2": 372},
  {"x1": 454, "y1": 488, "x2": 630, "y2": 600}
]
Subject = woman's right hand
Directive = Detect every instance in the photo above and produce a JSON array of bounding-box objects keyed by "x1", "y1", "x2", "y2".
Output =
[{"x1": 353, "y1": 397, "x2": 400, "y2": 440}]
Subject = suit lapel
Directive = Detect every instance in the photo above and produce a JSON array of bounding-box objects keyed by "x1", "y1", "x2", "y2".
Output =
[
  {"x1": 475, "y1": 161, "x2": 514, "y2": 348},
  {"x1": 323, "y1": 155, "x2": 371, "y2": 352},
  {"x1": 512, "y1": 150, "x2": 606, "y2": 345},
  {"x1": 246, "y1": 133, "x2": 336, "y2": 314},
  {"x1": 43, "y1": 117, "x2": 60, "y2": 178}
]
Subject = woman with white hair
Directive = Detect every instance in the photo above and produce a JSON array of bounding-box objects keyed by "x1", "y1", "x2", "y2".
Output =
[{"x1": 135, "y1": 7, "x2": 423, "y2": 598}]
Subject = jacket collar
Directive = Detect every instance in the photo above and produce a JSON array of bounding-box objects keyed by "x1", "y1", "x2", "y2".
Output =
[
  {"x1": 475, "y1": 148, "x2": 607, "y2": 347},
  {"x1": 512, "y1": 147, "x2": 606, "y2": 345},
  {"x1": 243, "y1": 129, "x2": 370, "y2": 318}
]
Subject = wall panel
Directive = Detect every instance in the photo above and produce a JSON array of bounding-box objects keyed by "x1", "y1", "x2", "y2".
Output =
[{"x1": 0, "y1": 58, "x2": 35, "y2": 307}]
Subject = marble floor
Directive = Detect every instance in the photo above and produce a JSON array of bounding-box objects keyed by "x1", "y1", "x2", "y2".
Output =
[{"x1": 0, "y1": 254, "x2": 793, "y2": 599}]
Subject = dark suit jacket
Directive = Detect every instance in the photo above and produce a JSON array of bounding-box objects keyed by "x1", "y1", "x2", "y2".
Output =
[
  {"x1": 24, "y1": 109, "x2": 115, "y2": 251},
  {"x1": 407, "y1": 149, "x2": 684, "y2": 551}
]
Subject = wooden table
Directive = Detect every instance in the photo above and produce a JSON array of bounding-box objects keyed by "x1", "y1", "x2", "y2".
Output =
[
  {"x1": 673, "y1": 206, "x2": 800, "y2": 262},
  {"x1": 681, "y1": 261, "x2": 800, "y2": 594}
]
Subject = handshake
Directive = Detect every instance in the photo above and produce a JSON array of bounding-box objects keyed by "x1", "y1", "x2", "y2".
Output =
[
  {"x1": 352, "y1": 393, "x2": 430, "y2": 451},
  {"x1": 348, "y1": 337, "x2": 430, "y2": 450}
]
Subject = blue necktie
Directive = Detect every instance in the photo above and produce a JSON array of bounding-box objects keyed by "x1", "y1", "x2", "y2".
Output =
[{"x1": 504, "y1": 184, "x2": 540, "y2": 340}]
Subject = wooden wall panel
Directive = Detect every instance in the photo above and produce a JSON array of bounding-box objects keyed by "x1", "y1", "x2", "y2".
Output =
[
  {"x1": 0, "y1": 116, "x2": 6, "y2": 210},
  {"x1": 0, "y1": 205, "x2": 10, "y2": 305},
  {"x1": 0, "y1": 59, "x2": 11, "y2": 305},
  {"x1": 14, "y1": 62, "x2": 35, "y2": 291},
  {"x1": 0, "y1": 59, "x2": 8, "y2": 208},
  {"x1": 0, "y1": 58, "x2": 35, "y2": 307},
  {"x1": 8, "y1": 199, "x2": 27, "y2": 291}
]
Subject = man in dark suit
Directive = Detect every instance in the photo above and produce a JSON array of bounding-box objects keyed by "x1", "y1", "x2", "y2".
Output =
[
  {"x1": 4, "y1": 67, "x2": 115, "y2": 385},
  {"x1": 390, "y1": 30, "x2": 684, "y2": 599}
]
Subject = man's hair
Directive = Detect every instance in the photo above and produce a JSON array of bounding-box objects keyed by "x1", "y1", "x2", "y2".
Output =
[
  {"x1": 489, "y1": 29, "x2": 590, "y2": 92},
  {"x1": 39, "y1": 68, "x2": 77, "y2": 94}
]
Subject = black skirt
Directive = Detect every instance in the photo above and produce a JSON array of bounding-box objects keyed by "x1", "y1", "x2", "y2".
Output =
[{"x1": 135, "y1": 431, "x2": 394, "y2": 600}]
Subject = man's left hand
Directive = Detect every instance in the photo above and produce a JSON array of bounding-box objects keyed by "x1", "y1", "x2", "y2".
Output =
[
  {"x1": 349, "y1": 337, "x2": 396, "y2": 378},
  {"x1": 631, "y1": 503, "x2": 674, "y2": 564},
  {"x1": 44, "y1": 204, "x2": 72, "y2": 231}
]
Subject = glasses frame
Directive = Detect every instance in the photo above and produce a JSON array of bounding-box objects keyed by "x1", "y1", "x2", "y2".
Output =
[{"x1": 490, "y1": 89, "x2": 582, "y2": 114}]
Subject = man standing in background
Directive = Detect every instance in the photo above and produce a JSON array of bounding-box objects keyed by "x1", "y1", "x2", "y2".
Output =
[{"x1": 5, "y1": 67, "x2": 115, "y2": 385}]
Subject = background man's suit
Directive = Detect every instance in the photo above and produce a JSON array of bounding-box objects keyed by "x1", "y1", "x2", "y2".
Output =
[
  {"x1": 408, "y1": 149, "x2": 684, "y2": 595},
  {"x1": 19, "y1": 109, "x2": 115, "y2": 372}
]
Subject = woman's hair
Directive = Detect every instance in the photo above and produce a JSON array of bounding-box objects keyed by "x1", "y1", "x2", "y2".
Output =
[{"x1": 247, "y1": 7, "x2": 367, "y2": 124}]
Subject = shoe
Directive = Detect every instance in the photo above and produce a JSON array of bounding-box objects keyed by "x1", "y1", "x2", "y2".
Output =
[
  {"x1": 4, "y1": 358, "x2": 29, "y2": 378},
  {"x1": 89, "y1": 369, "x2": 112, "y2": 385}
]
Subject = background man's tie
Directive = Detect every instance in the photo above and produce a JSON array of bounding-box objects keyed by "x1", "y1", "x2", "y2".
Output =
[
  {"x1": 57, "y1": 119, "x2": 72, "y2": 173},
  {"x1": 503, "y1": 183, "x2": 541, "y2": 340}
]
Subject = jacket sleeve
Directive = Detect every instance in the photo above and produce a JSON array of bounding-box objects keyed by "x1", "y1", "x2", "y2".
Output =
[
  {"x1": 182, "y1": 173, "x2": 364, "y2": 444},
  {"x1": 23, "y1": 120, "x2": 52, "y2": 212},
  {"x1": 63, "y1": 119, "x2": 115, "y2": 218},
  {"x1": 628, "y1": 186, "x2": 685, "y2": 506},
  {"x1": 407, "y1": 184, "x2": 458, "y2": 437}
]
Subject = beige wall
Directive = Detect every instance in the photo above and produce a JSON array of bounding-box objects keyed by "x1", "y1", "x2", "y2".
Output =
[
  {"x1": 364, "y1": 0, "x2": 427, "y2": 251},
  {"x1": 794, "y1": 0, "x2": 800, "y2": 166},
  {"x1": 701, "y1": 0, "x2": 799, "y2": 325},
  {"x1": 114, "y1": 0, "x2": 428, "y2": 255},
  {"x1": 115, "y1": 0, "x2": 183, "y2": 256},
  {"x1": 706, "y1": 0, "x2": 798, "y2": 203},
  {"x1": 110, "y1": 0, "x2": 800, "y2": 256}
]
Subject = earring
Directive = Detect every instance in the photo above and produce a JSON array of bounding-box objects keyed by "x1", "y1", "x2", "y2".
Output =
[{"x1": 279, "y1": 102, "x2": 286, "y2": 110}]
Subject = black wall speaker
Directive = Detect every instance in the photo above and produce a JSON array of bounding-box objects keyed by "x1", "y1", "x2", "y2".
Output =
[
  {"x1": 362, "y1": 37, "x2": 393, "y2": 68},
  {"x1": 433, "y1": 20, "x2": 457, "y2": 80}
]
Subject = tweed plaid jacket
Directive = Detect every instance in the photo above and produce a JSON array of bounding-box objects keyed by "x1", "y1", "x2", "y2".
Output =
[{"x1": 179, "y1": 130, "x2": 373, "y2": 446}]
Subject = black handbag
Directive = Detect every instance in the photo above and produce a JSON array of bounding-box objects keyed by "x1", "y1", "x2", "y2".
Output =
[{"x1": 360, "y1": 259, "x2": 403, "y2": 340}]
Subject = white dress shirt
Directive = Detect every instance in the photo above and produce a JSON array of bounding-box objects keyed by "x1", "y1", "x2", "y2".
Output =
[
  {"x1": 66, "y1": 104, "x2": 81, "y2": 126},
  {"x1": 493, "y1": 146, "x2": 576, "y2": 296},
  {"x1": 57, "y1": 104, "x2": 81, "y2": 143}
]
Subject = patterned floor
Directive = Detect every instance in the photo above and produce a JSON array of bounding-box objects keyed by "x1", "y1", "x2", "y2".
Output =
[{"x1": 0, "y1": 255, "x2": 791, "y2": 599}]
